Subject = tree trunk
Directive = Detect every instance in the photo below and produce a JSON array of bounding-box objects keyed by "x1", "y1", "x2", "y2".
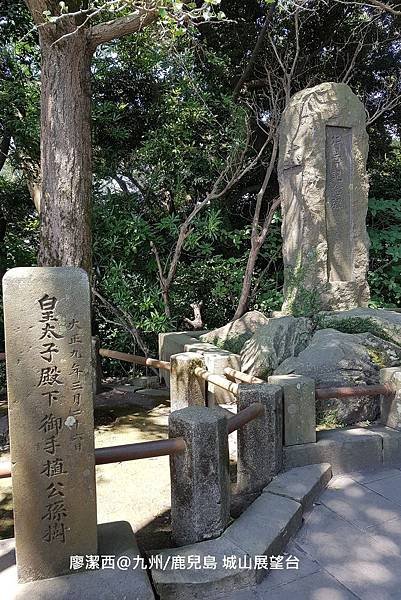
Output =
[
  {"x1": 38, "y1": 25, "x2": 93, "y2": 272},
  {"x1": 161, "y1": 287, "x2": 171, "y2": 319},
  {"x1": 233, "y1": 242, "x2": 260, "y2": 320}
]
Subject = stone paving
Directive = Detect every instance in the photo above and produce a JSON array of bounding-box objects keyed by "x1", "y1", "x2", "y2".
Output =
[{"x1": 215, "y1": 467, "x2": 401, "y2": 599}]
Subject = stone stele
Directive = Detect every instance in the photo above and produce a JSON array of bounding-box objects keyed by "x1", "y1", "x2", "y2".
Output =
[
  {"x1": 2, "y1": 267, "x2": 97, "y2": 583},
  {"x1": 278, "y1": 82, "x2": 370, "y2": 313}
]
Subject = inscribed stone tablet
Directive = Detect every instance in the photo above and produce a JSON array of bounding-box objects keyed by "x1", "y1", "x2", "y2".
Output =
[
  {"x1": 2, "y1": 267, "x2": 97, "y2": 583},
  {"x1": 325, "y1": 126, "x2": 353, "y2": 282}
]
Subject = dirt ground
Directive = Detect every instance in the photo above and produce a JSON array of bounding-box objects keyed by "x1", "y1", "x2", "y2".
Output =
[{"x1": 0, "y1": 382, "x2": 237, "y2": 553}]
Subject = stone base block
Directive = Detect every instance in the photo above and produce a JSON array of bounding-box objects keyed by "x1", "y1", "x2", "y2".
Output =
[
  {"x1": 149, "y1": 537, "x2": 255, "y2": 600},
  {"x1": 159, "y1": 331, "x2": 206, "y2": 386},
  {"x1": 284, "y1": 427, "x2": 383, "y2": 475},
  {"x1": 264, "y1": 463, "x2": 332, "y2": 512},
  {"x1": 0, "y1": 521, "x2": 154, "y2": 600},
  {"x1": 149, "y1": 464, "x2": 332, "y2": 599},
  {"x1": 224, "y1": 493, "x2": 302, "y2": 584},
  {"x1": 368, "y1": 425, "x2": 401, "y2": 466}
]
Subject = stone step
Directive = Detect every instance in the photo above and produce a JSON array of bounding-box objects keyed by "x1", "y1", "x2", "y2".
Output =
[{"x1": 149, "y1": 463, "x2": 332, "y2": 599}]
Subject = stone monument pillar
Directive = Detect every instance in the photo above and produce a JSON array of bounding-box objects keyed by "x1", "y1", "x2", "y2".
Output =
[
  {"x1": 2, "y1": 267, "x2": 97, "y2": 583},
  {"x1": 278, "y1": 82, "x2": 370, "y2": 313}
]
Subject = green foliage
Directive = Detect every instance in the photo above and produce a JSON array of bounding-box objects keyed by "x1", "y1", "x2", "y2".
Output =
[
  {"x1": 0, "y1": 1, "x2": 40, "y2": 166},
  {"x1": 315, "y1": 315, "x2": 390, "y2": 343},
  {"x1": 316, "y1": 408, "x2": 344, "y2": 431},
  {"x1": 368, "y1": 146, "x2": 401, "y2": 307},
  {"x1": 366, "y1": 348, "x2": 388, "y2": 369},
  {"x1": 93, "y1": 188, "x2": 283, "y2": 371},
  {"x1": 213, "y1": 333, "x2": 249, "y2": 354},
  {"x1": 0, "y1": 178, "x2": 38, "y2": 269},
  {"x1": 1, "y1": 0, "x2": 401, "y2": 385}
]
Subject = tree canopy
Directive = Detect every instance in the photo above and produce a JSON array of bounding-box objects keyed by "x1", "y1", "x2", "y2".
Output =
[{"x1": 1, "y1": 0, "x2": 400, "y2": 375}]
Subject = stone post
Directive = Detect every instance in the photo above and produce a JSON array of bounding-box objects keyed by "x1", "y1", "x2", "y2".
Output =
[
  {"x1": 2, "y1": 267, "x2": 97, "y2": 583},
  {"x1": 269, "y1": 374, "x2": 316, "y2": 446},
  {"x1": 203, "y1": 351, "x2": 241, "y2": 407},
  {"x1": 236, "y1": 383, "x2": 283, "y2": 496},
  {"x1": 169, "y1": 406, "x2": 230, "y2": 545},
  {"x1": 380, "y1": 367, "x2": 401, "y2": 429},
  {"x1": 170, "y1": 352, "x2": 205, "y2": 412}
]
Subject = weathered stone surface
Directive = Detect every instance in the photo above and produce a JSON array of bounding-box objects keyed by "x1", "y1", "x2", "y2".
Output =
[
  {"x1": 264, "y1": 463, "x2": 332, "y2": 511},
  {"x1": 184, "y1": 344, "x2": 241, "y2": 405},
  {"x1": 241, "y1": 316, "x2": 313, "y2": 378},
  {"x1": 276, "y1": 328, "x2": 401, "y2": 425},
  {"x1": 224, "y1": 492, "x2": 302, "y2": 583},
  {"x1": 158, "y1": 331, "x2": 204, "y2": 386},
  {"x1": 279, "y1": 82, "x2": 370, "y2": 314},
  {"x1": 317, "y1": 307, "x2": 401, "y2": 346},
  {"x1": 268, "y1": 374, "x2": 316, "y2": 446},
  {"x1": 2, "y1": 267, "x2": 97, "y2": 583},
  {"x1": 236, "y1": 384, "x2": 283, "y2": 495},
  {"x1": 367, "y1": 424, "x2": 401, "y2": 466},
  {"x1": 203, "y1": 351, "x2": 241, "y2": 405},
  {"x1": 380, "y1": 366, "x2": 401, "y2": 430},
  {"x1": 149, "y1": 465, "x2": 332, "y2": 599},
  {"x1": 283, "y1": 427, "x2": 383, "y2": 474},
  {"x1": 169, "y1": 407, "x2": 230, "y2": 545},
  {"x1": 169, "y1": 352, "x2": 205, "y2": 411},
  {"x1": 149, "y1": 537, "x2": 255, "y2": 600},
  {"x1": 0, "y1": 521, "x2": 155, "y2": 600},
  {"x1": 199, "y1": 311, "x2": 269, "y2": 354}
]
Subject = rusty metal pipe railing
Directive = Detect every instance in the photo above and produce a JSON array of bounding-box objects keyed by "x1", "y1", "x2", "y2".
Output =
[
  {"x1": 0, "y1": 400, "x2": 265, "y2": 479},
  {"x1": 315, "y1": 383, "x2": 394, "y2": 400},
  {"x1": 194, "y1": 367, "x2": 239, "y2": 396},
  {"x1": 0, "y1": 404, "x2": 264, "y2": 479},
  {"x1": 95, "y1": 437, "x2": 185, "y2": 464},
  {"x1": 227, "y1": 402, "x2": 264, "y2": 434},
  {"x1": 0, "y1": 437, "x2": 186, "y2": 479},
  {"x1": 99, "y1": 348, "x2": 170, "y2": 371},
  {"x1": 224, "y1": 367, "x2": 264, "y2": 385}
]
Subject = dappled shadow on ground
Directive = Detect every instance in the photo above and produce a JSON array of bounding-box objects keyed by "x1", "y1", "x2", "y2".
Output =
[
  {"x1": 94, "y1": 405, "x2": 169, "y2": 441},
  {"x1": 136, "y1": 508, "x2": 173, "y2": 553},
  {"x1": 0, "y1": 491, "x2": 13, "y2": 540},
  {"x1": 0, "y1": 542, "x2": 15, "y2": 575}
]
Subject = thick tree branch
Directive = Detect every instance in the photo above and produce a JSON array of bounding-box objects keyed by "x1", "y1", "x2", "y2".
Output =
[
  {"x1": 92, "y1": 287, "x2": 158, "y2": 374},
  {"x1": 333, "y1": 0, "x2": 401, "y2": 16},
  {"x1": 89, "y1": 8, "x2": 159, "y2": 48},
  {"x1": 367, "y1": 0, "x2": 401, "y2": 16},
  {"x1": 366, "y1": 93, "x2": 401, "y2": 125},
  {"x1": 233, "y1": 2, "x2": 277, "y2": 100}
]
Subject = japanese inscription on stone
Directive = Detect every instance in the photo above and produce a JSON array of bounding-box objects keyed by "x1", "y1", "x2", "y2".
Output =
[
  {"x1": 2, "y1": 267, "x2": 97, "y2": 583},
  {"x1": 325, "y1": 125, "x2": 353, "y2": 282}
]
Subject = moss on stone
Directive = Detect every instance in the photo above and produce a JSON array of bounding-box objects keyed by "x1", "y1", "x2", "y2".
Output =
[
  {"x1": 283, "y1": 250, "x2": 323, "y2": 317},
  {"x1": 214, "y1": 333, "x2": 250, "y2": 355},
  {"x1": 316, "y1": 408, "x2": 345, "y2": 430},
  {"x1": 315, "y1": 315, "x2": 392, "y2": 343},
  {"x1": 366, "y1": 348, "x2": 388, "y2": 369}
]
